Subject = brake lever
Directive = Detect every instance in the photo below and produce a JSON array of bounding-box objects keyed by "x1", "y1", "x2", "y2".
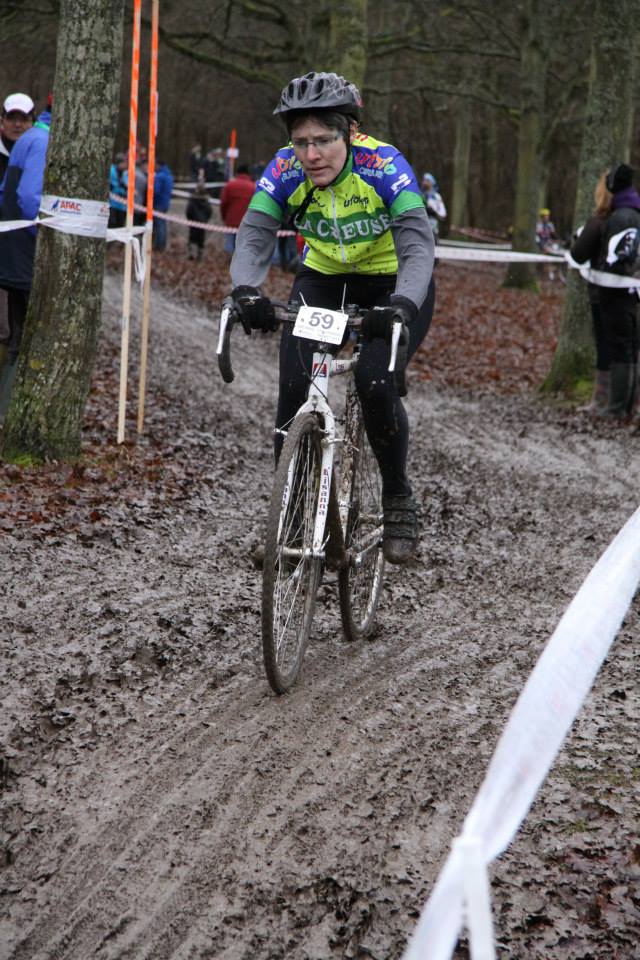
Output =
[
  {"x1": 217, "y1": 299, "x2": 237, "y2": 383},
  {"x1": 388, "y1": 319, "x2": 409, "y2": 397}
]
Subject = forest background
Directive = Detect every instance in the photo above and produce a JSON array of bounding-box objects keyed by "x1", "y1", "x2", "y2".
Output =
[
  {"x1": 0, "y1": 0, "x2": 638, "y2": 463},
  {"x1": 2, "y1": 0, "x2": 639, "y2": 240}
]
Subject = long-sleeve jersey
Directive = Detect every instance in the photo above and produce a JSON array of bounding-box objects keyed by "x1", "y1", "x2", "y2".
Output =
[{"x1": 231, "y1": 131, "x2": 434, "y2": 310}]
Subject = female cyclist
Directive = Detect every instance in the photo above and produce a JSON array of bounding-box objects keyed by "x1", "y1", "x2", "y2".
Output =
[{"x1": 228, "y1": 71, "x2": 436, "y2": 564}]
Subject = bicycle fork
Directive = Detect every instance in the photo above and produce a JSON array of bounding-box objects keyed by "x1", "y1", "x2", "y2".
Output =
[{"x1": 277, "y1": 349, "x2": 339, "y2": 565}]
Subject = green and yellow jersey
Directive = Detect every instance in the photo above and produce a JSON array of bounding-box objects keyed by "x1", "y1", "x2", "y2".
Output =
[{"x1": 250, "y1": 132, "x2": 425, "y2": 276}]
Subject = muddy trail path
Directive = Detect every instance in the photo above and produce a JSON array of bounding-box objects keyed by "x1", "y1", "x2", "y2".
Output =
[{"x1": 2, "y1": 269, "x2": 639, "y2": 959}]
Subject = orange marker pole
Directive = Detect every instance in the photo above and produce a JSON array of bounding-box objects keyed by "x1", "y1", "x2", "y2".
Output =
[
  {"x1": 228, "y1": 127, "x2": 237, "y2": 179},
  {"x1": 137, "y1": 0, "x2": 159, "y2": 434},
  {"x1": 118, "y1": 0, "x2": 142, "y2": 444}
]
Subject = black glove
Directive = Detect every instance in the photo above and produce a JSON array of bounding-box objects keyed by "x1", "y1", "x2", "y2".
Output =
[
  {"x1": 230, "y1": 285, "x2": 277, "y2": 333},
  {"x1": 362, "y1": 295, "x2": 416, "y2": 343}
]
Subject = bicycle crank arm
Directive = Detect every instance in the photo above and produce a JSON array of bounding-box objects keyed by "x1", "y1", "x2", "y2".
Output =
[{"x1": 350, "y1": 530, "x2": 384, "y2": 568}]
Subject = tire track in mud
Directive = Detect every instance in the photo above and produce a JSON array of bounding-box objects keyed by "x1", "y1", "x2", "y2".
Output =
[
  {"x1": 3, "y1": 275, "x2": 640, "y2": 959},
  {"x1": 7, "y1": 638, "x2": 461, "y2": 959}
]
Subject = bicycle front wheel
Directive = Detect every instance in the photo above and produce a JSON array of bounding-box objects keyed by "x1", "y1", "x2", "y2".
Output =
[
  {"x1": 338, "y1": 400, "x2": 385, "y2": 642},
  {"x1": 262, "y1": 413, "x2": 324, "y2": 694}
]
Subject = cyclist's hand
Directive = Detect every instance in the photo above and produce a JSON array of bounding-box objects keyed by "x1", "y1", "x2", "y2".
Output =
[
  {"x1": 362, "y1": 296, "x2": 415, "y2": 343},
  {"x1": 230, "y1": 285, "x2": 277, "y2": 333}
]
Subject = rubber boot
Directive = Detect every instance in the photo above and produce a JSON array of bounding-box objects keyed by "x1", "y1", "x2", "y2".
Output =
[
  {"x1": 606, "y1": 362, "x2": 635, "y2": 419},
  {"x1": 582, "y1": 369, "x2": 610, "y2": 413}
]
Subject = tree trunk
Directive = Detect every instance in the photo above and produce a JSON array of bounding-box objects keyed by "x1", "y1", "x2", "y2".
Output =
[
  {"x1": 450, "y1": 93, "x2": 471, "y2": 232},
  {"x1": 329, "y1": 0, "x2": 367, "y2": 88},
  {"x1": 503, "y1": 0, "x2": 545, "y2": 290},
  {"x1": 2, "y1": 0, "x2": 125, "y2": 463},
  {"x1": 364, "y1": 4, "x2": 392, "y2": 140},
  {"x1": 542, "y1": 0, "x2": 637, "y2": 397}
]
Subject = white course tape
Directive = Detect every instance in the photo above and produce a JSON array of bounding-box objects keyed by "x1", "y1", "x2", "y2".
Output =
[
  {"x1": 40, "y1": 195, "x2": 110, "y2": 238},
  {"x1": 434, "y1": 244, "x2": 562, "y2": 263},
  {"x1": 439, "y1": 238, "x2": 512, "y2": 250},
  {"x1": 403, "y1": 503, "x2": 640, "y2": 960},
  {"x1": 0, "y1": 194, "x2": 148, "y2": 283},
  {"x1": 566, "y1": 251, "x2": 640, "y2": 291},
  {"x1": 6, "y1": 197, "x2": 640, "y2": 292},
  {"x1": 0, "y1": 218, "x2": 35, "y2": 232}
]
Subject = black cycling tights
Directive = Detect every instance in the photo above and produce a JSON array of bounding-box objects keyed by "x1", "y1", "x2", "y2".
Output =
[{"x1": 276, "y1": 268, "x2": 435, "y2": 498}]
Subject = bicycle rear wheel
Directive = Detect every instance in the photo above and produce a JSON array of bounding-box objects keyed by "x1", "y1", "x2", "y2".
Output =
[
  {"x1": 262, "y1": 413, "x2": 324, "y2": 693},
  {"x1": 338, "y1": 396, "x2": 385, "y2": 641}
]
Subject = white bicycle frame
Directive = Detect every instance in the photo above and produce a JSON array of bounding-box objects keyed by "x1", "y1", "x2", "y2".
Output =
[
  {"x1": 280, "y1": 347, "x2": 357, "y2": 562},
  {"x1": 216, "y1": 302, "x2": 402, "y2": 566}
]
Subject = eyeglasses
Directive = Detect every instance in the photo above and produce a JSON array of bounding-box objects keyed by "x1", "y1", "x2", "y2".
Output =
[{"x1": 291, "y1": 132, "x2": 342, "y2": 153}]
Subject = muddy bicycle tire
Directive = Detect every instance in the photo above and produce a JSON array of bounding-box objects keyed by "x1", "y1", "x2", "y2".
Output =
[
  {"x1": 338, "y1": 398, "x2": 385, "y2": 642},
  {"x1": 262, "y1": 413, "x2": 324, "y2": 694}
]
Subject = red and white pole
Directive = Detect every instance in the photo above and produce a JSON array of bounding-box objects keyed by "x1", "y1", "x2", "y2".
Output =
[
  {"x1": 117, "y1": 0, "x2": 142, "y2": 444},
  {"x1": 137, "y1": 0, "x2": 159, "y2": 434}
]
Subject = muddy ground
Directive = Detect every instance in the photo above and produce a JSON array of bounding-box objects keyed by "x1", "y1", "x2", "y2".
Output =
[{"x1": 1, "y1": 262, "x2": 639, "y2": 959}]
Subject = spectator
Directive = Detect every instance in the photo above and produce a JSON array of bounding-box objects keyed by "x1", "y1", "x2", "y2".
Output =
[
  {"x1": 108, "y1": 152, "x2": 127, "y2": 229},
  {"x1": 204, "y1": 147, "x2": 225, "y2": 197},
  {"x1": 537, "y1": 207, "x2": 561, "y2": 281},
  {"x1": 571, "y1": 163, "x2": 640, "y2": 420},
  {"x1": 152, "y1": 158, "x2": 174, "y2": 251},
  {"x1": 0, "y1": 93, "x2": 35, "y2": 181},
  {"x1": 535, "y1": 207, "x2": 557, "y2": 253},
  {"x1": 421, "y1": 172, "x2": 447, "y2": 240},
  {"x1": 0, "y1": 100, "x2": 50, "y2": 417},
  {"x1": 186, "y1": 181, "x2": 212, "y2": 260},
  {"x1": 572, "y1": 174, "x2": 612, "y2": 413},
  {"x1": 189, "y1": 143, "x2": 204, "y2": 181},
  {"x1": 219, "y1": 163, "x2": 255, "y2": 256}
]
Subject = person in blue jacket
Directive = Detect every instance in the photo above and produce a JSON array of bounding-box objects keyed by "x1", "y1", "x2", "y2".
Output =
[
  {"x1": 108, "y1": 152, "x2": 127, "y2": 228},
  {"x1": 152, "y1": 159, "x2": 173, "y2": 251},
  {"x1": 0, "y1": 104, "x2": 50, "y2": 416}
]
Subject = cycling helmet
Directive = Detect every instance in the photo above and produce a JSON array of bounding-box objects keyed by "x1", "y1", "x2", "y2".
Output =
[{"x1": 273, "y1": 71, "x2": 363, "y2": 120}]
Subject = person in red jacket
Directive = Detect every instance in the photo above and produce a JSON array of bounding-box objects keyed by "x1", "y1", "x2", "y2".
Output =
[{"x1": 220, "y1": 164, "x2": 255, "y2": 255}]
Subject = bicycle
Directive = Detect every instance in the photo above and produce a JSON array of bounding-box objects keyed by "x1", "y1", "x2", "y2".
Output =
[{"x1": 217, "y1": 298, "x2": 408, "y2": 694}]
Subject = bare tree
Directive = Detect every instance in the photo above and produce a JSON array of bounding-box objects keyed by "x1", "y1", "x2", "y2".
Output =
[
  {"x1": 1, "y1": 0, "x2": 125, "y2": 463},
  {"x1": 542, "y1": 0, "x2": 638, "y2": 398}
]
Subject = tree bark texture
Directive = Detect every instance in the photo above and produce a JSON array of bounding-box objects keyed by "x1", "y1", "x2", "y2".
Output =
[
  {"x1": 542, "y1": 0, "x2": 637, "y2": 396},
  {"x1": 2, "y1": 0, "x2": 125, "y2": 463},
  {"x1": 503, "y1": 0, "x2": 545, "y2": 290},
  {"x1": 329, "y1": 0, "x2": 367, "y2": 88},
  {"x1": 451, "y1": 92, "x2": 471, "y2": 230},
  {"x1": 363, "y1": 4, "x2": 392, "y2": 140}
]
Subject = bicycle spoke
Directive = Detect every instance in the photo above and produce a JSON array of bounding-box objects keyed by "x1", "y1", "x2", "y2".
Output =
[
  {"x1": 338, "y1": 396, "x2": 385, "y2": 641},
  {"x1": 262, "y1": 414, "x2": 323, "y2": 693}
]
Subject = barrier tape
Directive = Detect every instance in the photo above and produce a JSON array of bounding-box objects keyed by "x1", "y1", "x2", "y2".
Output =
[
  {"x1": 435, "y1": 245, "x2": 561, "y2": 263},
  {"x1": 111, "y1": 195, "x2": 298, "y2": 238},
  {"x1": 6, "y1": 197, "x2": 640, "y2": 291},
  {"x1": 0, "y1": 194, "x2": 149, "y2": 281},
  {"x1": 439, "y1": 238, "x2": 512, "y2": 250},
  {"x1": 403, "y1": 503, "x2": 640, "y2": 959},
  {"x1": 39, "y1": 194, "x2": 110, "y2": 238},
  {"x1": 567, "y1": 251, "x2": 640, "y2": 291}
]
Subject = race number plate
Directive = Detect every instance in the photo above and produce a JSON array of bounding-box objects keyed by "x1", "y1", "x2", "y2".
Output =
[{"x1": 292, "y1": 305, "x2": 348, "y2": 346}]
